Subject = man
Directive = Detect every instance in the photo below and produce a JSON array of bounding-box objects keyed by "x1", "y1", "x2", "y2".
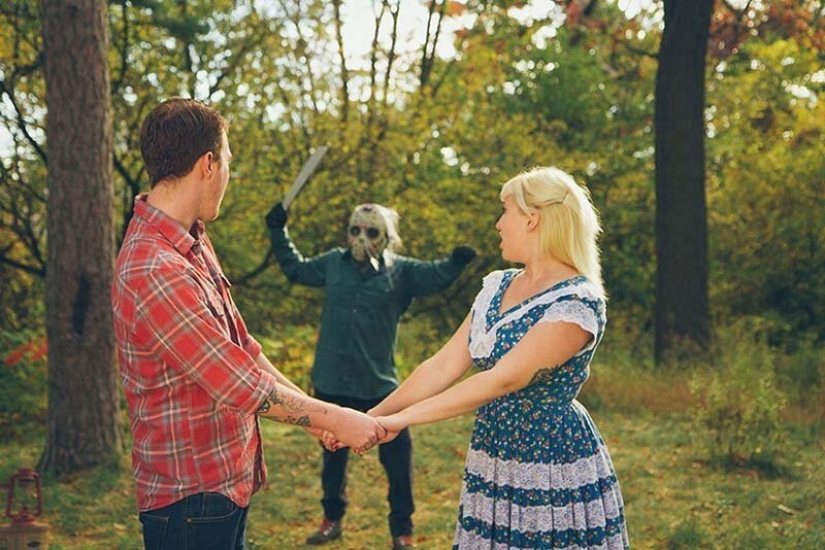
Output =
[
  {"x1": 112, "y1": 97, "x2": 384, "y2": 550},
  {"x1": 265, "y1": 201, "x2": 477, "y2": 549}
]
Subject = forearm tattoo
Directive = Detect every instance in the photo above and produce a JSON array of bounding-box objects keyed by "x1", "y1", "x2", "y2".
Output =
[
  {"x1": 528, "y1": 366, "x2": 559, "y2": 386},
  {"x1": 256, "y1": 387, "x2": 326, "y2": 427}
]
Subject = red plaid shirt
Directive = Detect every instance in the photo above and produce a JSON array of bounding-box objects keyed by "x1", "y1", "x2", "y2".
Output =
[{"x1": 112, "y1": 195, "x2": 277, "y2": 511}]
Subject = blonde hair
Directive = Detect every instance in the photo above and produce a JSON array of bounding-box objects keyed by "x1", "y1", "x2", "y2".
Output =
[{"x1": 500, "y1": 167, "x2": 605, "y2": 297}]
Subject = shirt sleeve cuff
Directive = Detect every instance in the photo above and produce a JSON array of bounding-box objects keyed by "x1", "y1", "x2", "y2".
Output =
[{"x1": 246, "y1": 368, "x2": 278, "y2": 415}]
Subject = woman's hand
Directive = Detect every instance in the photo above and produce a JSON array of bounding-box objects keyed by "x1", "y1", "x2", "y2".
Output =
[{"x1": 375, "y1": 414, "x2": 406, "y2": 444}]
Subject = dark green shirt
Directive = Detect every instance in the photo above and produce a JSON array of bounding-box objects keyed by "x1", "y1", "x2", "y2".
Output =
[{"x1": 270, "y1": 226, "x2": 468, "y2": 399}]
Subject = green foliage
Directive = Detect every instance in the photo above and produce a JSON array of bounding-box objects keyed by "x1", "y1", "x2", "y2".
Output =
[
  {"x1": 0, "y1": 269, "x2": 44, "y2": 333},
  {"x1": 774, "y1": 332, "x2": 825, "y2": 410},
  {"x1": 690, "y1": 318, "x2": 789, "y2": 473},
  {"x1": 707, "y1": 38, "x2": 825, "y2": 347},
  {"x1": 0, "y1": 328, "x2": 47, "y2": 441}
]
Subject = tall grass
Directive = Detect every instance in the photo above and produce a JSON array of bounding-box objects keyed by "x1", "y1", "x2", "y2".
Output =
[{"x1": 690, "y1": 319, "x2": 789, "y2": 474}]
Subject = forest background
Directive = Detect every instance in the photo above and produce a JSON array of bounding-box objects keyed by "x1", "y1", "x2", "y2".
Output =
[{"x1": 0, "y1": 0, "x2": 823, "y2": 548}]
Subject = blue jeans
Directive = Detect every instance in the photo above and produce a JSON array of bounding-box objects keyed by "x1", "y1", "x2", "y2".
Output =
[{"x1": 139, "y1": 492, "x2": 249, "y2": 550}]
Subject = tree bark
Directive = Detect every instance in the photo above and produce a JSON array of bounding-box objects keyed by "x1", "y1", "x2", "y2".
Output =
[
  {"x1": 38, "y1": 0, "x2": 121, "y2": 475},
  {"x1": 654, "y1": 0, "x2": 715, "y2": 365}
]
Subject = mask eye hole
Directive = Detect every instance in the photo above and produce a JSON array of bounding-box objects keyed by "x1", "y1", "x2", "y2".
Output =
[
  {"x1": 349, "y1": 226, "x2": 361, "y2": 237},
  {"x1": 366, "y1": 228, "x2": 380, "y2": 239}
]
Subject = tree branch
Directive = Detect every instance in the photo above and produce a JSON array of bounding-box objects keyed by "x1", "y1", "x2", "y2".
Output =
[
  {"x1": 332, "y1": 0, "x2": 350, "y2": 124},
  {"x1": 0, "y1": 77, "x2": 48, "y2": 164}
]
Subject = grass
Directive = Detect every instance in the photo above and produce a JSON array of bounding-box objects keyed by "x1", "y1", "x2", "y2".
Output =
[{"x1": 2, "y1": 358, "x2": 824, "y2": 549}]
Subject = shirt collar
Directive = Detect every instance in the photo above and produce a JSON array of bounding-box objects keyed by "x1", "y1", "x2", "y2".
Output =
[
  {"x1": 343, "y1": 248, "x2": 392, "y2": 276},
  {"x1": 133, "y1": 194, "x2": 204, "y2": 256}
]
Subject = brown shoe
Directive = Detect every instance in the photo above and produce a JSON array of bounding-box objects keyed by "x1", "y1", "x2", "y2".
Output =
[
  {"x1": 392, "y1": 535, "x2": 416, "y2": 549},
  {"x1": 305, "y1": 518, "x2": 342, "y2": 545}
]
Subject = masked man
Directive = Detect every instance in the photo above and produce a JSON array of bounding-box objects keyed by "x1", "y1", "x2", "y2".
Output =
[{"x1": 266, "y1": 202, "x2": 476, "y2": 550}]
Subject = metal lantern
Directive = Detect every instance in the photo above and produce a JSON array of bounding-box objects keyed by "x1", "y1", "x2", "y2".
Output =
[{"x1": 0, "y1": 468, "x2": 50, "y2": 550}]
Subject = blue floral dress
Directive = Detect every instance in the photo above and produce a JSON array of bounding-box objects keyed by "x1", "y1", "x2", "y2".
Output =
[{"x1": 453, "y1": 269, "x2": 629, "y2": 549}]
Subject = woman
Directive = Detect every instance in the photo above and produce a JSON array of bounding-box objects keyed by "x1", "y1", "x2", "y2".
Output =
[{"x1": 369, "y1": 167, "x2": 629, "y2": 549}]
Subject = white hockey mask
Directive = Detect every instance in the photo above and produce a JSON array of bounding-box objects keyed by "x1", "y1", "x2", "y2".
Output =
[{"x1": 348, "y1": 204, "x2": 389, "y2": 265}]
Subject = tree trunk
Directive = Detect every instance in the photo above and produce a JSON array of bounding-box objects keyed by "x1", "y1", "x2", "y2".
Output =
[
  {"x1": 38, "y1": 0, "x2": 121, "y2": 475},
  {"x1": 654, "y1": 0, "x2": 715, "y2": 365}
]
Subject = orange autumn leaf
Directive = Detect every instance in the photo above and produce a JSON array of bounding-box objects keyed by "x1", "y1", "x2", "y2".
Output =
[
  {"x1": 445, "y1": 1, "x2": 466, "y2": 17},
  {"x1": 3, "y1": 336, "x2": 48, "y2": 366}
]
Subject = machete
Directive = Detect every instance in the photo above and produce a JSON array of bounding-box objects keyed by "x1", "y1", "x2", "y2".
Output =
[{"x1": 282, "y1": 146, "x2": 329, "y2": 210}]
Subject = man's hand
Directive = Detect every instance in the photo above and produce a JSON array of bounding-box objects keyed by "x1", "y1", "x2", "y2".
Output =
[
  {"x1": 265, "y1": 202, "x2": 288, "y2": 229},
  {"x1": 451, "y1": 245, "x2": 477, "y2": 265}
]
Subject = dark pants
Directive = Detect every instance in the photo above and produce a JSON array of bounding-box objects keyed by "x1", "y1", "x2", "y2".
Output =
[
  {"x1": 315, "y1": 390, "x2": 415, "y2": 538},
  {"x1": 139, "y1": 492, "x2": 249, "y2": 550}
]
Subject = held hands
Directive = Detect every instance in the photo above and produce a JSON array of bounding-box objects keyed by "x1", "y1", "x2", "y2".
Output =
[
  {"x1": 369, "y1": 407, "x2": 406, "y2": 446},
  {"x1": 318, "y1": 410, "x2": 405, "y2": 456},
  {"x1": 325, "y1": 407, "x2": 387, "y2": 456},
  {"x1": 265, "y1": 202, "x2": 288, "y2": 230}
]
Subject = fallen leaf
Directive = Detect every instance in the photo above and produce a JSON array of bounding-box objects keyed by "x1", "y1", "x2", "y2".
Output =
[{"x1": 777, "y1": 504, "x2": 796, "y2": 515}]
